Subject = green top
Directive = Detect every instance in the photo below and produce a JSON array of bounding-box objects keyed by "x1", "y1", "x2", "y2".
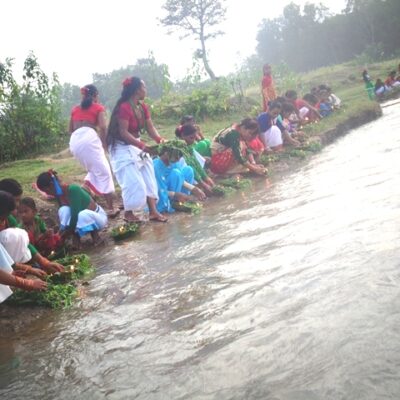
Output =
[
  {"x1": 194, "y1": 139, "x2": 211, "y2": 157},
  {"x1": 66, "y1": 184, "x2": 91, "y2": 230},
  {"x1": 7, "y1": 214, "x2": 38, "y2": 256},
  {"x1": 216, "y1": 129, "x2": 247, "y2": 165},
  {"x1": 186, "y1": 145, "x2": 208, "y2": 182},
  {"x1": 34, "y1": 215, "x2": 47, "y2": 234}
]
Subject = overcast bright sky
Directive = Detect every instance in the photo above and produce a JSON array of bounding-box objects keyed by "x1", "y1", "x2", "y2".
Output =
[{"x1": 2, "y1": 0, "x2": 346, "y2": 85}]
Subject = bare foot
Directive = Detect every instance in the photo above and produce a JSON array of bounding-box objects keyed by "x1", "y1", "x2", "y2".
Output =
[
  {"x1": 72, "y1": 234, "x2": 82, "y2": 251},
  {"x1": 149, "y1": 212, "x2": 168, "y2": 223},
  {"x1": 90, "y1": 231, "x2": 105, "y2": 247},
  {"x1": 106, "y1": 208, "x2": 120, "y2": 218},
  {"x1": 123, "y1": 211, "x2": 144, "y2": 224}
]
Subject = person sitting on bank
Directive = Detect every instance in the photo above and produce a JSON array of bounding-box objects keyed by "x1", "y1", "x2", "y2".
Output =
[
  {"x1": 36, "y1": 171, "x2": 108, "y2": 249},
  {"x1": 18, "y1": 197, "x2": 63, "y2": 257},
  {"x1": 175, "y1": 123, "x2": 216, "y2": 196},
  {"x1": 210, "y1": 118, "x2": 266, "y2": 176},
  {"x1": 0, "y1": 242, "x2": 47, "y2": 304},
  {"x1": 0, "y1": 179, "x2": 64, "y2": 274},
  {"x1": 384, "y1": 71, "x2": 400, "y2": 89},
  {"x1": 375, "y1": 78, "x2": 388, "y2": 97},
  {"x1": 257, "y1": 101, "x2": 288, "y2": 151},
  {"x1": 153, "y1": 147, "x2": 206, "y2": 213},
  {"x1": 178, "y1": 115, "x2": 211, "y2": 160}
]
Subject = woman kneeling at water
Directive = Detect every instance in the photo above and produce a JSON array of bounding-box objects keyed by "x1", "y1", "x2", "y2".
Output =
[
  {"x1": 176, "y1": 123, "x2": 216, "y2": 196},
  {"x1": 36, "y1": 171, "x2": 107, "y2": 249},
  {"x1": 153, "y1": 147, "x2": 206, "y2": 213},
  {"x1": 210, "y1": 118, "x2": 266, "y2": 176}
]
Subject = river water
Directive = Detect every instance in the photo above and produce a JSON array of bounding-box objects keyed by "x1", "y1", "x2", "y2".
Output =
[{"x1": 1, "y1": 103, "x2": 400, "y2": 399}]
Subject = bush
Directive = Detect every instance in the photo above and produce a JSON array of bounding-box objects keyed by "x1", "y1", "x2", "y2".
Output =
[
  {"x1": 154, "y1": 79, "x2": 234, "y2": 120},
  {"x1": 0, "y1": 53, "x2": 66, "y2": 162}
]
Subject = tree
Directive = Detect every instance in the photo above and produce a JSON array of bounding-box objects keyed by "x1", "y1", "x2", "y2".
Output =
[
  {"x1": 160, "y1": 0, "x2": 226, "y2": 80},
  {"x1": 0, "y1": 53, "x2": 65, "y2": 162}
]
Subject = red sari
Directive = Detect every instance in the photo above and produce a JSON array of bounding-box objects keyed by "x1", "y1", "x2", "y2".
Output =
[{"x1": 262, "y1": 74, "x2": 277, "y2": 112}]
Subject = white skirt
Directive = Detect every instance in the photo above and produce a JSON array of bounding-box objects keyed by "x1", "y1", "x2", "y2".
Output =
[
  {"x1": 70, "y1": 127, "x2": 115, "y2": 195},
  {"x1": 59, "y1": 205, "x2": 108, "y2": 237},
  {"x1": 260, "y1": 125, "x2": 283, "y2": 148},
  {"x1": 0, "y1": 228, "x2": 32, "y2": 264},
  {"x1": 109, "y1": 141, "x2": 158, "y2": 211},
  {"x1": 0, "y1": 243, "x2": 14, "y2": 303}
]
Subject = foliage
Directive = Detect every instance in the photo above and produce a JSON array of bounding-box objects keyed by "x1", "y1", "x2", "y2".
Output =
[
  {"x1": 0, "y1": 53, "x2": 66, "y2": 162},
  {"x1": 7, "y1": 282, "x2": 78, "y2": 309},
  {"x1": 256, "y1": 0, "x2": 400, "y2": 72},
  {"x1": 218, "y1": 177, "x2": 252, "y2": 190},
  {"x1": 53, "y1": 254, "x2": 94, "y2": 281},
  {"x1": 172, "y1": 201, "x2": 203, "y2": 214},
  {"x1": 154, "y1": 78, "x2": 234, "y2": 120},
  {"x1": 160, "y1": 0, "x2": 226, "y2": 80},
  {"x1": 90, "y1": 52, "x2": 172, "y2": 113},
  {"x1": 59, "y1": 82, "x2": 81, "y2": 118},
  {"x1": 6, "y1": 254, "x2": 93, "y2": 309},
  {"x1": 211, "y1": 185, "x2": 235, "y2": 197},
  {"x1": 111, "y1": 223, "x2": 140, "y2": 241}
]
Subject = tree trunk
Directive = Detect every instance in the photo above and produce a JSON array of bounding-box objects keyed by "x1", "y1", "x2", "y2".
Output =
[{"x1": 200, "y1": 34, "x2": 216, "y2": 80}]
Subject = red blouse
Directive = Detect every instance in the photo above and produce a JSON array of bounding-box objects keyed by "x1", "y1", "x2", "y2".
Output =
[
  {"x1": 71, "y1": 103, "x2": 105, "y2": 125},
  {"x1": 117, "y1": 101, "x2": 159, "y2": 149},
  {"x1": 118, "y1": 102, "x2": 150, "y2": 135}
]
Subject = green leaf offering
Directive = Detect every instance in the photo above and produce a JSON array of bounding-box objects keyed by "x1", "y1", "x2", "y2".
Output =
[
  {"x1": 7, "y1": 283, "x2": 78, "y2": 309},
  {"x1": 49, "y1": 254, "x2": 94, "y2": 283},
  {"x1": 218, "y1": 177, "x2": 252, "y2": 190},
  {"x1": 172, "y1": 201, "x2": 203, "y2": 214},
  {"x1": 6, "y1": 254, "x2": 94, "y2": 309},
  {"x1": 211, "y1": 185, "x2": 235, "y2": 197},
  {"x1": 111, "y1": 223, "x2": 140, "y2": 241}
]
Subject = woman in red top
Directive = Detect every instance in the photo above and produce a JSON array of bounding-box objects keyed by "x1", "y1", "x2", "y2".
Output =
[
  {"x1": 261, "y1": 64, "x2": 277, "y2": 112},
  {"x1": 69, "y1": 84, "x2": 118, "y2": 217},
  {"x1": 107, "y1": 77, "x2": 167, "y2": 223}
]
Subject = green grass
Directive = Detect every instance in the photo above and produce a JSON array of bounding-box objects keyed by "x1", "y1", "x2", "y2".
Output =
[{"x1": 0, "y1": 157, "x2": 85, "y2": 197}]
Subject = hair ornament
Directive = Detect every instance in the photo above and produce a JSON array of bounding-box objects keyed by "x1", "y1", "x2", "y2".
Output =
[
  {"x1": 123, "y1": 77, "x2": 133, "y2": 87},
  {"x1": 80, "y1": 87, "x2": 89, "y2": 96}
]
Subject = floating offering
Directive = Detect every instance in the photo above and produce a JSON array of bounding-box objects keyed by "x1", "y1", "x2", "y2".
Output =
[
  {"x1": 211, "y1": 185, "x2": 235, "y2": 197},
  {"x1": 7, "y1": 283, "x2": 78, "y2": 309},
  {"x1": 172, "y1": 201, "x2": 203, "y2": 214},
  {"x1": 218, "y1": 177, "x2": 252, "y2": 190},
  {"x1": 47, "y1": 247, "x2": 67, "y2": 260},
  {"x1": 48, "y1": 254, "x2": 94, "y2": 284},
  {"x1": 6, "y1": 254, "x2": 94, "y2": 309},
  {"x1": 111, "y1": 223, "x2": 140, "y2": 241}
]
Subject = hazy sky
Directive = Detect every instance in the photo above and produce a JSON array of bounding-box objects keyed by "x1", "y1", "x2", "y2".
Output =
[{"x1": 2, "y1": 0, "x2": 346, "y2": 85}]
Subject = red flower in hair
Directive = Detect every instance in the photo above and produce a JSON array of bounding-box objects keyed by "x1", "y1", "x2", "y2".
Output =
[
  {"x1": 80, "y1": 87, "x2": 88, "y2": 96},
  {"x1": 123, "y1": 77, "x2": 132, "y2": 87},
  {"x1": 47, "y1": 169, "x2": 57, "y2": 177}
]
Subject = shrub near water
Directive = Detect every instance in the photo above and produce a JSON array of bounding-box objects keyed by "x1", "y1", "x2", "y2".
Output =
[{"x1": 0, "y1": 53, "x2": 66, "y2": 162}]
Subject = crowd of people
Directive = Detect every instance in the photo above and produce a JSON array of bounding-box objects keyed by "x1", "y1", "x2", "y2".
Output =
[
  {"x1": 362, "y1": 64, "x2": 400, "y2": 99},
  {"x1": 0, "y1": 66, "x2": 342, "y2": 303}
]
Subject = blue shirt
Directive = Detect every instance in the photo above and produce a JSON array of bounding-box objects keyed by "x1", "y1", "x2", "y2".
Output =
[{"x1": 257, "y1": 112, "x2": 285, "y2": 133}]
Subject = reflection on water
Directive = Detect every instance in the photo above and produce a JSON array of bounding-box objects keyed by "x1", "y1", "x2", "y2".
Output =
[{"x1": 2, "y1": 106, "x2": 400, "y2": 399}]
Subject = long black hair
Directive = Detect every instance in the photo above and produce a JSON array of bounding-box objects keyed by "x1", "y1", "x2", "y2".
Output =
[
  {"x1": 0, "y1": 190, "x2": 16, "y2": 217},
  {"x1": 175, "y1": 123, "x2": 197, "y2": 138},
  {"x1": 107, "y1": 77, "x2": 143, "y2": 146},
  {"x1": 0, "y1": 178, "x2": 23, "y2": 197},
  {"x1": 238, "y1": 118, "x2": 260, "y2": 136},
  {"x1": 80, "y1": 84, "x2": 98, "y2": 109}
]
